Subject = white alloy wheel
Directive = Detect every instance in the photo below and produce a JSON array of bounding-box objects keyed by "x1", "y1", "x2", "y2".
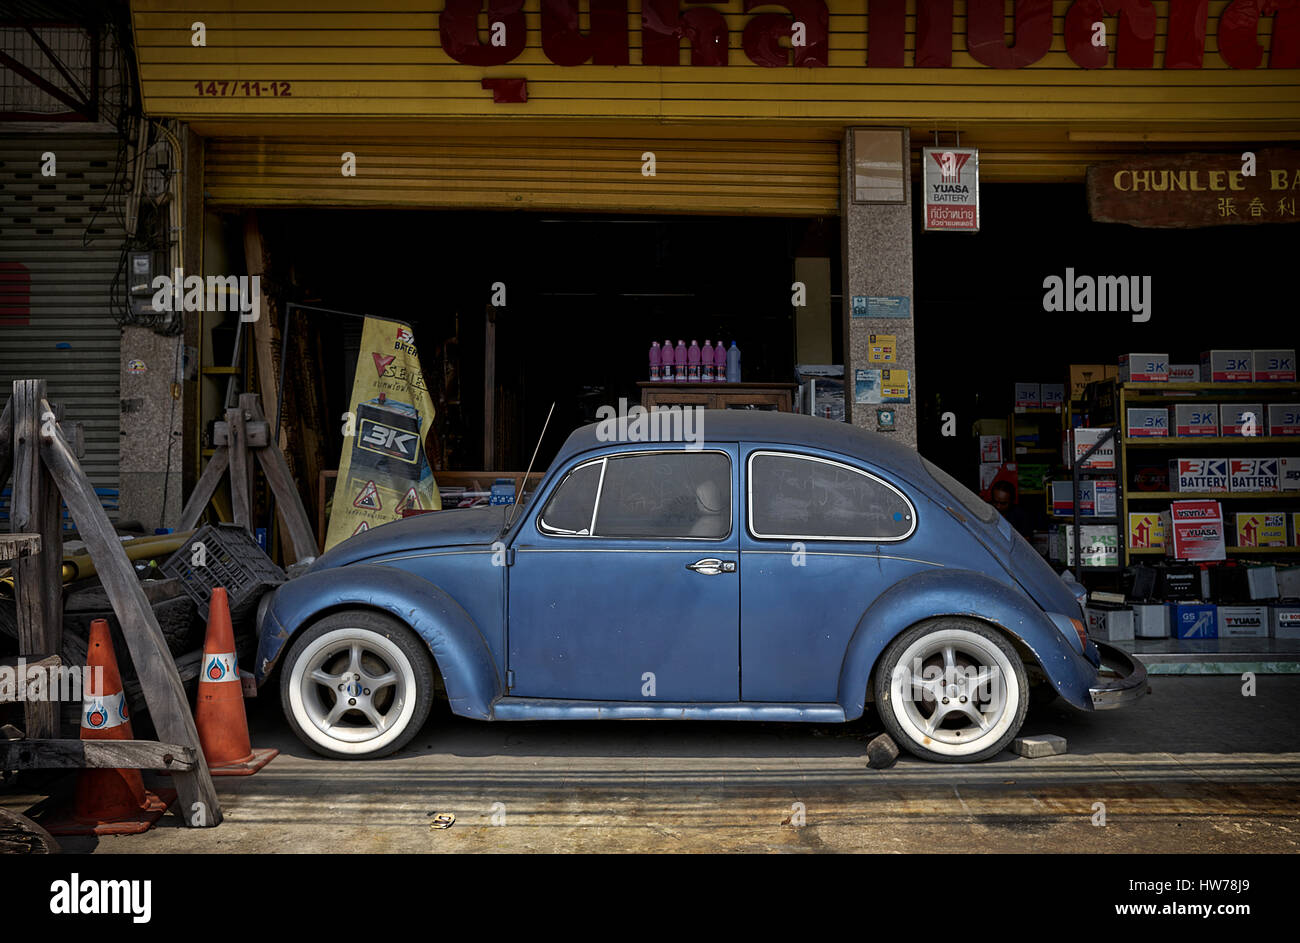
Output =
[
  {"x1": 875, "y1": 619, "x2": 1028, "y2": 762},
  {"x1": 280, "y1": 611, "x2": 434, "y2": 759}
]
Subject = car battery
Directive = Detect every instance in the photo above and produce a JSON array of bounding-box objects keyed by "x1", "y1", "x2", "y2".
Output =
[
  {"x1": 1131, "y1": 604, "x2": 1170, "y2": 638},
  {"x1": 1159, "y1": 565, "x2": 1203, "y2": 600},
  {"x1": 1085, "y1": 606, "x2": 1134, "y2": 642},
  {"x1": 352, "y1": 396, "x2": 426, "y2": 484},
  {"x1": 1171, "y1": 602, "x2": 1217, "y2": 639},
  {"x1": 1273, "y1": 606, "x2": 1300, "y2": 640},
  {"x1": 1217, "y1": 605, "x2": 1269, "y2": 638}
]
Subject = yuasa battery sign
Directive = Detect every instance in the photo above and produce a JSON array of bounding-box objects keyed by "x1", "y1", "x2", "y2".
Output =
[{"x1": 922, "y1": 148, "x2": 979, "y2": 233}]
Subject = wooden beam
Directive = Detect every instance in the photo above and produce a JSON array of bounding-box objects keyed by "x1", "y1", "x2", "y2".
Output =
[
  {"x1": 38, "y1": 413, "x2": 222, "y2": 827},
  {"x1": 243, "y1": 394, "x2": 316, "y2": 561},
  {"x1": 0, "y1": 653, "x2": 59, "y2": 704},
  {"x1": 484, "y1": 307, "x2": 496, "y2": 470},
  {"x1": 242, "y1": 211, "x2": 281, "y2": 448},
  {"x1": 9, "y1": 381, "x2": 60, "y2": 740},
  {"x1": 0, "y1": 739, "x2": 197, "y2": 772},
  {"x1": 177, "y1": 446, "x2": 230, "y2": 530},
  {"x1": 0, "y1": 533, "x2": 40, "y2": 562},
  {"x1": 227, "y1": 406, "x2": 253, "y2": 528},
  {"x1": 0, "y1": 808, "x2": 58, "y2": 855},
  {"x1": 0, "y1": 397, "x2": 12, "y2": 488}
]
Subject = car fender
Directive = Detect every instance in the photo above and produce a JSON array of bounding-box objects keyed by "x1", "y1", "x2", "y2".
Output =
[
  {"x1": 836, "y1": 567, "x2": 1097, "y2": 717},
  {"x1": 255, "y1": 564, "x2": 502, "y2": 720}
]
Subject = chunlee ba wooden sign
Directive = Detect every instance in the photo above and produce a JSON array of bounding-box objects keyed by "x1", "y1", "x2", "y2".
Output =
[
  {"x1": 1087, "y1": 149, "x2": 1300, "y2": 228},
  {"x1": 442, "y1": 0, "x2": 1299, "y2": 70}
]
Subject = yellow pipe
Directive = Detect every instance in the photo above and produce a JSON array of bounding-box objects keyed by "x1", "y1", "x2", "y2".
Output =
[
  {"x1": 61, "y1": 530, "x2": 195, "y2": 583},
  {"x1": 2, "y1": 530, "x2": 196, "y2": 595}
]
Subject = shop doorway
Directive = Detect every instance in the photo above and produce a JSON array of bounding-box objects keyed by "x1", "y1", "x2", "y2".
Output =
[{"x1": 257, "y1": 208, "x2": 839, "y2": 474}]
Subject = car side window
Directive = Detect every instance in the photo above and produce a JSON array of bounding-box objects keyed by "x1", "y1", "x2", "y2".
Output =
[
  {"x1": 538, "y1": 460, "x2": 603, "y2": 535},
  {"x1": 748, "y1": 451, "x2": 916, "y2": 541},
  {"x1": 593, "y1": 452, "x2": 731, "y2": 539}
]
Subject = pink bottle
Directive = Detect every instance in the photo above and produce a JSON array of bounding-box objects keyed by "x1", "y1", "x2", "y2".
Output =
[
  {"x1": 661, "y1": 338, "x2": 674, "y2": 382},
  {"x1": 701, "y1": 340, "x2": 714, "y2": 382},
  {"x1": 675, "y1": 340, "x2": 687, "y2": 383},
  {"x1": 687, "y1": 340, "x2": 701, "y2": 382},
  {"x1": 715, "y1": 340, "x2": 728, "y2": 382},
  {"x1": 649, "y1": 341, "x2": 661, "y2": 381}
]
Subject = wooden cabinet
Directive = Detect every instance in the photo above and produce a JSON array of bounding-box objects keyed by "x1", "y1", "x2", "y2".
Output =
[{"x1": 638, "y1": 382, "x2": 796, "y2": 412}]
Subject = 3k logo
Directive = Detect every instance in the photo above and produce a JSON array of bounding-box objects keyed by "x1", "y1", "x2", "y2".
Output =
[{"x1": 358, "y1": 419, "x2": 419, "y2": 464}]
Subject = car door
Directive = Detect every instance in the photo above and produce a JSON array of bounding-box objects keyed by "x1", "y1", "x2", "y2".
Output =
[
  {"x1": 508, "y1": 446, "x2": 740, "y2": 702},
  {"x1": 739, "y1": 446, "x2": 933, "y2": 702}
]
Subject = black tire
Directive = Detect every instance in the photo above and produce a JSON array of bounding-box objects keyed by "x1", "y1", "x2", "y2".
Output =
[
  {"x1": 873, "y1": 618, "x2": 1029, "y2": 763},
  {"x1": 279, "y1": 610, "x2": 435, "y2": 760}
]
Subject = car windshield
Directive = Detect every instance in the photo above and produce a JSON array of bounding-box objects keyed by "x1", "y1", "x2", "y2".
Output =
[{"x1": 921, "y1": 457, "x2": 997, "y2": 524}]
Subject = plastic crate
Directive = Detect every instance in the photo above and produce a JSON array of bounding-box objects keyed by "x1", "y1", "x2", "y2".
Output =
[{"x1": 160, "y1": 523, "x2": 286, "y2": 624}]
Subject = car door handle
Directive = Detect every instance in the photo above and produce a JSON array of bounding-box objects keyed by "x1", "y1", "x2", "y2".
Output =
[{"x1": 686, "y1": 558, "x2": 736, "y2": 575}]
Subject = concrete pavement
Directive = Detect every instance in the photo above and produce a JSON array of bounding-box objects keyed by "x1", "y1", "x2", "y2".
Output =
[{"x1": 6, "y1": 675, "x2": 1298, "y2": 853}]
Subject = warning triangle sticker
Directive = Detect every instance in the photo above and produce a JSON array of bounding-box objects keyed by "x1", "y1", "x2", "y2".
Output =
[
  {"x1": 397, "y1": 487, "x2": 422, "y2": 513},
  {"x1": 351, "y1": 521, "x2": 369, "y2": 536},
  {"x1": 372, "y1": 352, "x2": 396, "y2": 378},
  {"x1": 353, "y1": 480, "x2": 382, "y2": 510}
]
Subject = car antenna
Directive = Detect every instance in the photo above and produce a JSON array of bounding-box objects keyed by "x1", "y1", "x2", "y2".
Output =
[{"x1": 501, "y1": 401, "x2": 555, "y2": 537}]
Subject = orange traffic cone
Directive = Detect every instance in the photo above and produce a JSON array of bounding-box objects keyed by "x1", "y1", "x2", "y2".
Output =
[
  {"x1": 44, "y1": 619, "x2": 175, "y2": 836},
  {"x1": 195, "y1": 587, "x2": 277, "y2": 775}
]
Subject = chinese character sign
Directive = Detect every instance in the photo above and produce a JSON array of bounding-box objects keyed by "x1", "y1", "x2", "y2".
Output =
[{"x1": 1087, "y1": 149, "x2": 1300, "y2": 228}]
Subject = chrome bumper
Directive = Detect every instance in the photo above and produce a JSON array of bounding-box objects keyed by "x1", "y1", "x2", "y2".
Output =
[{"x1": 1088, "y1": 641, "x2": 1148, "y2": 710}]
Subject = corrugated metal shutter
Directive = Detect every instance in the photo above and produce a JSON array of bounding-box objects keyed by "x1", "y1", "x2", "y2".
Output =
[
  {"x1": 205, "y1": 135, "x2": 839, "y2": 216},
  {"x1": 0, "y1": 134, "x2": 122, "y2": 520}
]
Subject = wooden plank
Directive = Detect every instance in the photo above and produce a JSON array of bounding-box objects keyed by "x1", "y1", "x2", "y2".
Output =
[
  {"x1": 0, "y1": 397, "x2": 11, "y2": 489},
  {"x1": 318, "y1": 469, "x2": 335, "y2": 553},
  {"x1": 227, "y1": 406, "x2": 253, "y2": 529},
  {"x1": 9, "y1": 381, "x2": 60, "y2": 740},
  {"x1": 242, "y1": 211, "x2": 282, "y2": 448},
  {"x1": 244, "y1": 394, "x2": 317, "y2": 561},
  {"x1": 0, "y1": 534, "x2": 41, "y2": 561},
  {"x1": 38, "y1": 415, "x2": 222, "y2": 827},
  {"x1": 0, "y1": 739, "x2": 197, "y2": 772},
  {"x1": 484, "y1": 307, "x2": 496, "y2": 470},
  {"x1": 0, "y1": 808, "x2": 59, "y2": 854},
  {"x1": 177, "y1": 446, "x2": 230, "y2": 530},
  {"x1": 0, "y1": 653, "x2": 59, "y2": 705}
]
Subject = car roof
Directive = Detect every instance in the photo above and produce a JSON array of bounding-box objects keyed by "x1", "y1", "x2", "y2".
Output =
[{"x1": 555, "y1": 409, "x2": 927, "y2": 478}]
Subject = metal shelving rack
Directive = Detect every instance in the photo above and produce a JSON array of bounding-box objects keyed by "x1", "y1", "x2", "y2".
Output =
[
  {"x1": 1066, "y1": 424, "x2": 1124, "y2": 582},
  {"x1": 1117, "y1": 381, "x2": 1300, "y2": 566}
]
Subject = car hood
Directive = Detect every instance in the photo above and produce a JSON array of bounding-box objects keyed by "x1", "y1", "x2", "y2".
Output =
[{"x1": 311, "y1": 505, "x2": 511, "y2": 570}]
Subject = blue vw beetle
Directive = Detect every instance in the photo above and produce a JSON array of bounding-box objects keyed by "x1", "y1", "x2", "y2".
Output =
[{"x1": 256, "y1": 410, "x2": 1145, "y2": 763}]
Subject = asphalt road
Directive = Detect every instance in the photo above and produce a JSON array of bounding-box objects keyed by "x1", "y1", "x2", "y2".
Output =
[{"x1": 8, "y1": 675, "x2": 1299, "y2": 853}]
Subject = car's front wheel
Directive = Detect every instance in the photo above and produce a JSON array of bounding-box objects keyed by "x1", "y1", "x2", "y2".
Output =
[
  {"x1": 874, "y1": 618, "x2": 1028, "y2": 763},
  {"x1": 280, "y1": 610, "x2": 435, "y2": 759}
]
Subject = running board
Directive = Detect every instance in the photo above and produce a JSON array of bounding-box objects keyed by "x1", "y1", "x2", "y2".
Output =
[{"x1": 490, "y1": 698, "x2": 846, "y2": 722}]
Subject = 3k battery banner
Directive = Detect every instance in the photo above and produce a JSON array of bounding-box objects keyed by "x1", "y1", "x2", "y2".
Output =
[{"x1": 325, "y1": 318, "x2": 441, "y2": 550}]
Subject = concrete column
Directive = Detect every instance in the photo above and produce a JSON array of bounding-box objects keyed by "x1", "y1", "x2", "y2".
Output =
[
  {"x1": 841, "y1": 128, "x2": 917, "y2": 448},
  {"x1": 118, "y1": 326, "x2": 185, "y2": 531}
]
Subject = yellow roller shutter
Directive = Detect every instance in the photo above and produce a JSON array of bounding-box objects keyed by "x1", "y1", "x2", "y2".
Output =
[{"x1": 203, "y1": 135, "x2": 840, "y2": 216}]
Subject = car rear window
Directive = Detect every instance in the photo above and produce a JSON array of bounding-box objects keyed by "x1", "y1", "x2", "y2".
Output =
[
  {"x1": 748, "y1": 451, "x2": 915, "y2": 541},
  {"x1": 922, "y1": 457, "x2": 997, "y2": 524}
]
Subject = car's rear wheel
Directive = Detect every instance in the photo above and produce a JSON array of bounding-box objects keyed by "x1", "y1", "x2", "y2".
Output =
[
  {"x1": 874, "y1": 618, "x2": 1028, "y2": 763},
  {"x1": 280, "y1": 610, "x2": 435, "y2": 759}
]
